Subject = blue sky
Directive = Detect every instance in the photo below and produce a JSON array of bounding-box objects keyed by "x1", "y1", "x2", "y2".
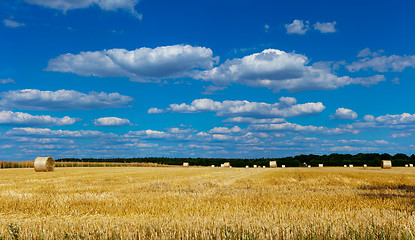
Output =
[{"x1": 1, "y1": 0, "x2": 415, "y2": 160}]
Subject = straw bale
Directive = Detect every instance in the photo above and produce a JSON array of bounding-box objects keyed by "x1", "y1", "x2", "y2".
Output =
[
  {"x1": 318, "y1": 164, "x2": 323, "y2": 168},
  {"x1": 308, "y1": 165, "x2": 311, "y2": 168},
  {"x1": 183, "y1": 162, "x2": 189, "y2": 167},
  {"x1": 223, "y1": 162, "x2": 230, "y2": 168},
  {"x1": 349, "y1": 164, "x2": 353, "y2": 168},
  {"x1": 246, "y1": 165, "x2": 249, "y2": 168},
  {"x1": 363, "y1": 164, "x2": 367, "y2": 168},
  {"x1": 410, "y1": 164, "x2": 414, "y2": 167},
  {"x1": 281, "y1": 165, "x2": 286, "y2": 168},
  {"x1": 220, "y1": 164, "x2": 224, "y2": 167},
  {"x1": 344, "y1": 165, "x2": 347, "y2": 167},
  {"x1": 405, "y1": 164, "x2": 408, "y2": 167},
  {"x1": 381, "y1": 160, "x2": 392, "y2": 169},
  {"x1": 253, "y1": 165, "x2": 257, "y2": 168},
  {"x1": 211, "y1": 165, "x2": 215, "y2": 168},
  {"x1": 269, "y1": 161, "x2": 277, "y2": 168},
  {"x1": 34, "y1": 157, "x2": 55, "y2": 172}
]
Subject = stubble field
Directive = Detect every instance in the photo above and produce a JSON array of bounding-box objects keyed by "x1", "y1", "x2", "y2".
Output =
[{"x1": 0, "y1": 166, "x2": 414, "y2": 239}]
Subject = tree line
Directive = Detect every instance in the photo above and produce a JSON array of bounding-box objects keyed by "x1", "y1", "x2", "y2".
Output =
[{"x1": 57, "y1": 153, "x2": 415, "y2": 167}]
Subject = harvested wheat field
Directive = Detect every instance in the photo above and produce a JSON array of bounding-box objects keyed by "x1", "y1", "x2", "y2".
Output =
[{"x1": 0, "y1": 167, "x2": 414, "y2": 239}]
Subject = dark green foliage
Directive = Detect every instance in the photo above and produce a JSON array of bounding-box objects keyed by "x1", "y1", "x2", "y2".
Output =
[{"x1": 56, "y1": 153, "x2": 415, "y2": 167}]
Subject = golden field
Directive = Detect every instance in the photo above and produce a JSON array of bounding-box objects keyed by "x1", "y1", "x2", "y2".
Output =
[{"x1": 0, "y1": 166, "x2": 414, "y2": 239}]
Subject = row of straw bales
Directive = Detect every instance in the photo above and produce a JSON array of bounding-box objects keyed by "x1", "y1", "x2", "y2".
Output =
[{"x1": 30, "y1": 157, "x2": 414, "y2": 172}]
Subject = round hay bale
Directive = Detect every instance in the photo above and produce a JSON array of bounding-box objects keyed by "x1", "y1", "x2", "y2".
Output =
[
  {"x1": 410, "y1": 164, "x2": 414, "y2": 167},
  {"x1": 344, "y1": 165, "x2": 347, "y2": 167},
  {"x1": 269, "y1": 161, "x2": 277, "y2": 168},
  {"x1": 318, "y1": 164, "x2": 323, "y2": 168},
  {"x1": 381, "y1": 160, "x2": 392, "y2": 169},
  {"x1": 223, "y1": 162, "x2": 230, "y2": 168},
  {"x1": 183, "y1": 162, "x2": 189, "y2": 167},
  {"x1": 246, "y1": 165, "x2": 249, "y2": 168},
  {"x1": 253, "y1": 165, "x2": 257, "y2": 168},
  {"x1": 34, "y1": 157, "x2": 55, "y2": 172},
  {"x1": 405, "y1": 164, "x2": 409, "y2": 167},
  {"x1": 349, "y1": 164, "x2": 353, "y2": 168},
  {"x1": 308, "y1": 165, "x2": 311, "y2": 168},
  {"x1": 281, "y1": 165, "x2": 286, "y2": 168},
  {"x1": 363, "y1": 164, "x2": 367, "y2": 168},
  {"x1": 211, "y1": 165, "x2": 215, "y2": 168}
]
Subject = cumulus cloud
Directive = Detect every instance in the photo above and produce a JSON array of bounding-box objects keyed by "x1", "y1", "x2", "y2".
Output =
[
  {"x1": 209, "y1": 126, "x2": 242, "y2": 134},
  {"x1": 347, "y1": 50, "x2": 415, "y2": 72},
  {"x1": 313, "y1": 21, "x2": 336, "y2": 33},
  {"x1": 0, "y1": 111, "x2": 78, "y2": 126},
  {"x1": 391, "y1": 133, "x2": 412, "y2": 138},
  {"x1": 6, "y1": 127, "x2": 115, "y2": 138},
  {"x1": 330, "y1": 108, "x2": 358, "y2": 120},
  {"x1": 0, "y1": 78, "x2": 15, "y2": 84},
  {"x1": 24, "y1": 0, "x2": 141, "y2": 18},
  {"x1": 3, "y1": 19, "x2": 25, "y2": 28},
  {"x1": 346, "y1": 113, "x2": 415, "y2": 130},
  {"x1": 47, "y1": 45, "x2": 217, "y2": 82},
  {"x1": 94, "y1": 117, "x2": 132, "y2": 127},
  {"x1": 0, "y1": 89, "x2": 133, "y2": 111},
  {"x1": 149, "y1": 97, "x2": 325, "y2": 118},
  {"x1": 223, "y1": 117, "x2": 285, "y2": 124},
  {"x1": 192, "y1": 49, "x2": 384, "y2": 92},
  {"x1": 285, "y1": 20, "x2": 309, "y2": 34},
  {"x1": 248, "y1": 122, "x2": 358, "y2": 135}
]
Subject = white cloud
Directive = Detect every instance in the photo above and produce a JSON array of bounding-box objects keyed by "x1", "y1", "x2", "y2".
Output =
[
  {"x1": 24, "y1": 0, "x2": 141, "y2": 18},
  {"x1": 391, "y1": 133, "x2": 412, "y2": 138},
  {"x1": 3, "y1": 19, "x2": 25, "y2": 28},
  {"x1": 346, "y1": 113, "x2": 415, "y2": 130},
  {"x1": 6, "y1": 127, "x2": 114, "y2": 138},
  {"x1": 248, "y1": 122, "x2": 358, "y2": 135},
  {"x1": 94, "y1": 117, "x2": 132, "y2": 127},
  {"x1": 149, "y1": 97, "x2": 325, "y2": 118},
  {"x1": 47, "y1": 45, "x2": 217, "y2": 82},
  {"x1": 347, "y1": 51, "x2": 415, "y2": 72},
  {"x1": 313, "y1": 21, "x2": 336, "y2": 33},
  {"x1": 223, "y1": 117, "x2": 285, "y2": 124},
  {"x1": 0, "y1": 89, "x2": 133, "y2": 111},
  {"x1": 192, "y1": 49, "x2": 384, "y2": 92},
  {"x1": 209, "y1": 126, "x2": 242, "y2": 134},
  {"x1": 126, "y1": 130, "x2": 173, "y2": 139},
  {"x1": 330, "y1": 108, "x2": 358, "y2": 120},
  {"x1": 264, "y1": 24, "x2": 270, "y2": 32},
  {"x1": 0, "y1": 111, "x2": 78, "y2": 126},
  {"x1": 0, "y1": 78, "x2": 15, "y2": 84},
  {"x1": 285, "y1": 20, "x2": 309, "y2": 34}
]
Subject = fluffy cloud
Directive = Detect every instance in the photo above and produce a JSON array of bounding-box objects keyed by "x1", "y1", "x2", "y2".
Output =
[
  {"x1": 24, "y1": 0, "x2": 141, "y2": 18},
  {"x1": 3, "y1": 19, "x2": 25, "y2": 28},
  {"x1": 0, "y1": 78, "x2": 15, "y2": 84},
  {"x1": 248, "y1": 122, "x2": 358, "y2": 135},
  {"x1": 0, "y1": 89, "x2": 133, "y2": 111},
  {"x1": 330, "y1": 108, "x2": 358, "y2": 120},
  {"x1": 313, "y1": 21, "x2": 336, "y2": 33},
  {"x1": 285, "y1": 20, "x2": 309, "y2": 34},
  {"x1": 209, "y1": 126, "x2": 242, "y2": 134},
  {"x1": 346, "y1": 113, "x2": 415, "y2": 130},
  {"x1": 0, "y1": 111, "x2": 78, "y2": 126},
  {"x1": 223, "y1": 117, "x2": 285, "y2": 124},
  {"x1": 6, "y1": 127, "x2": 115, "y2": 138},
  {"x1": 47, "y1": 45, "x2": 217, "y2": 82},
  {"x1": 391, "y1": 133, "x2": 412, "y2": 138},
  {"x1": 192, "y1": 49, "x2": 385, "y2": 92},
  {"x1": 347, "y1": 50, "x2": 415, "y2": 72},
  {"x1": 149, "y1": 97, "x2": 325, "y2": 118},
  {"x1": 94, "y1": 117, "x2": 132, "y2": 127}
]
